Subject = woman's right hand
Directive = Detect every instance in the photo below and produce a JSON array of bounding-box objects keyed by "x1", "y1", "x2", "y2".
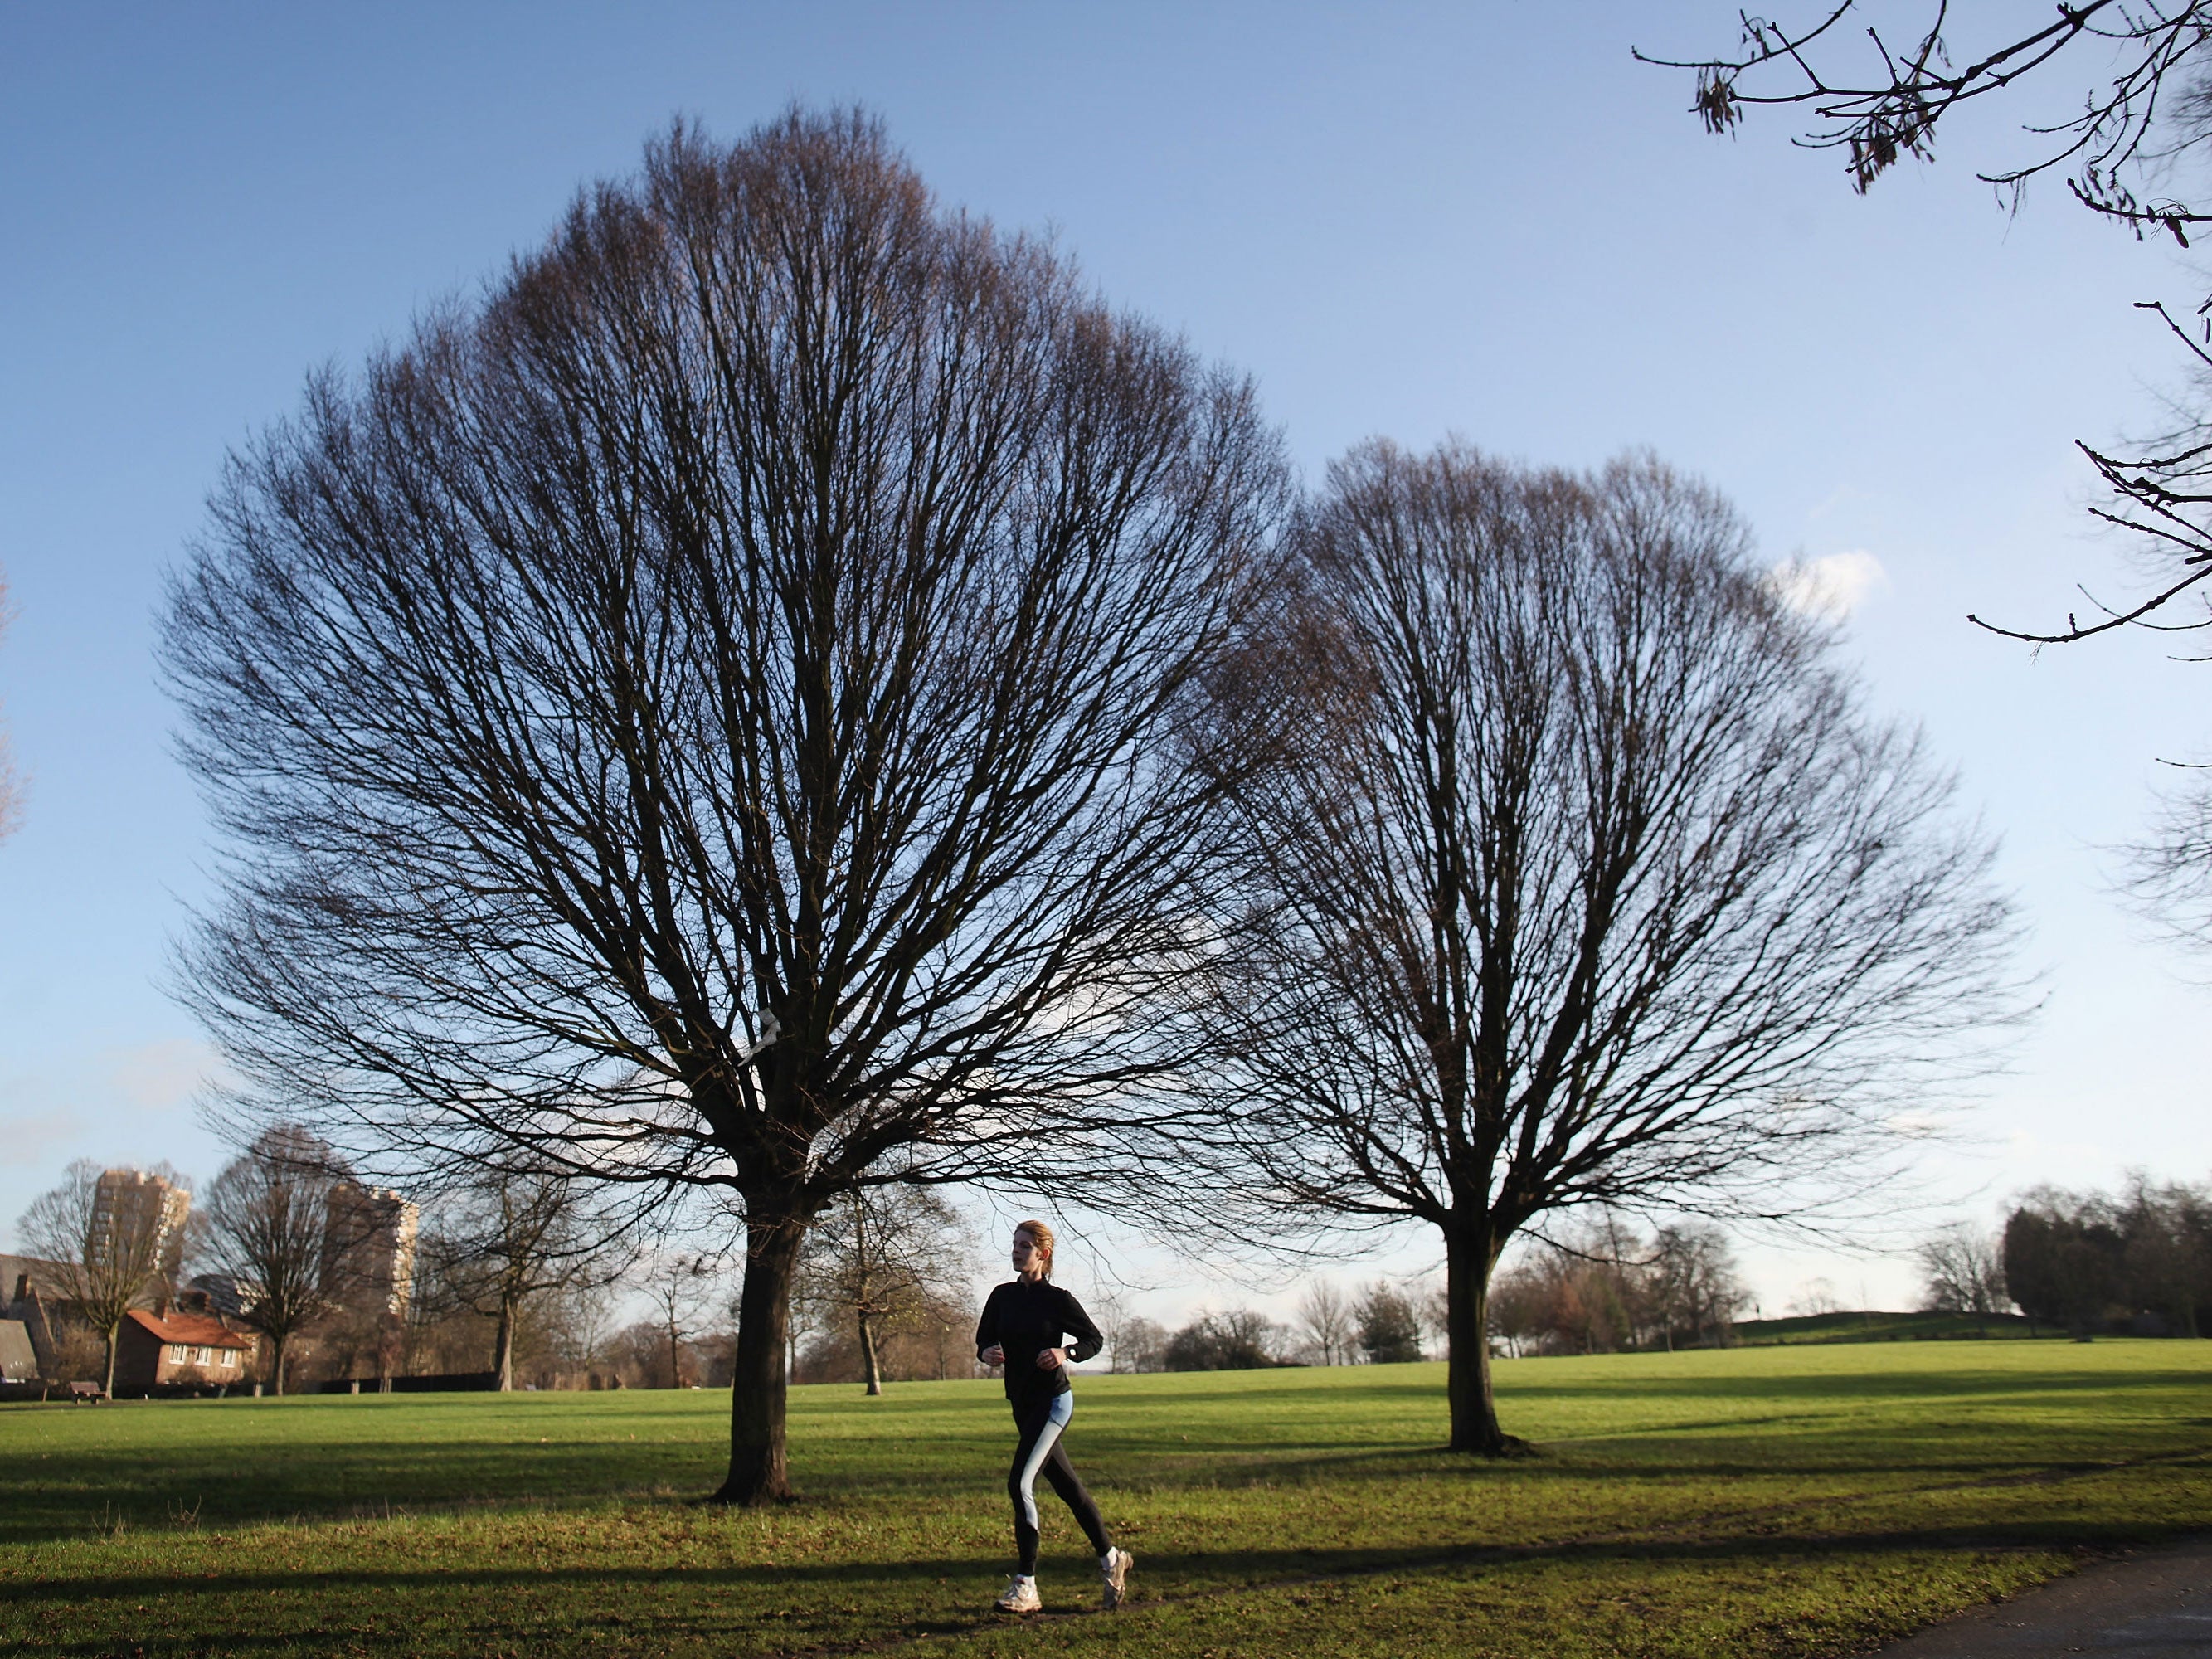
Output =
[{"x1": 980, "y1": 1344, "x2": 1004, "y2": 1367}]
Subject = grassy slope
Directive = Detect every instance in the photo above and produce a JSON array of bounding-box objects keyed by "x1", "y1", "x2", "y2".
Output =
[
  {"x1": 1731, "y1": 1311, "x2": 2052, "y2": 1345},
  {"x1": 2, "y1": 1341, "x2": 2207, "y2": 1657}
]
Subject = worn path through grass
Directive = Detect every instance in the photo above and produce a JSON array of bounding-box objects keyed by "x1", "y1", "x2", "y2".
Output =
[{"x1": 2, "y1": 1340, "x2": 2207, "y2": 1657}]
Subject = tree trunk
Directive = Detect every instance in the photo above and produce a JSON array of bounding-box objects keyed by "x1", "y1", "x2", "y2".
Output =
[
  {"x1": 494, "y1": 1297, "x2": 518, "y2": 1391},
  {"x1": 712, "y1": 1205, "x2": 805, "y2": 1505},
  {"x1": 270, "y1": 1331, "x2": 289, "y2": 1397},
  {"x1": 101, "y1": 1325, "x2": 119, "y2": 1396},
  {"x1": 1445, "y1": 1219, "x2": 1524, "y2": 1456},
  {"x1": 858, "y1": 1311, "x2": 883, "y2": 1395}
]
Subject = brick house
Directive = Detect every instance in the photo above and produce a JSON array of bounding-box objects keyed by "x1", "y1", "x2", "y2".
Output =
[{"x1": 112, "y1": 1303, "x2": 255, "y2": 1393}]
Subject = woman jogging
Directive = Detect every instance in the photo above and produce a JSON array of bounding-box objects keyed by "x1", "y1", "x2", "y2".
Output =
[{"x1": 975, "y1": 1219, "x2": 1132, "y2": 1614}]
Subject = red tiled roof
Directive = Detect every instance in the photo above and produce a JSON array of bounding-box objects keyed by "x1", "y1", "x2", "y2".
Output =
[{"x1": 125, "y1": 1309, "x2": 252, "y2": 1349}]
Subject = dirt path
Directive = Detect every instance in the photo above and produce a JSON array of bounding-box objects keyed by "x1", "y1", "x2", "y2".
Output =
[{"x1": 1871, "y1": 1535, "x2": 2212, "y2": 1656}]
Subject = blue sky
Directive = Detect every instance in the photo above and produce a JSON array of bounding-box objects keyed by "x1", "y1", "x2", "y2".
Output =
[{"x1": 2, "y1": 2, "x2": 2205, "y2": 1320}]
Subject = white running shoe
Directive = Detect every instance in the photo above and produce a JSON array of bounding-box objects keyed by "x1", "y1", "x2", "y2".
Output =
[
  {"x1": 995, "y1": 1574, "x2": 1042, "y2": 1614},
  {"x1": 1100, "y1": 1546, "x2": 1133, "y2": 1609}
]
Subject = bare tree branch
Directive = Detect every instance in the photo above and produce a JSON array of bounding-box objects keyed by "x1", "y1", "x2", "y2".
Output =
[{"x1": 1641, "y1": 2, "x2": 2207, "y2": 226}]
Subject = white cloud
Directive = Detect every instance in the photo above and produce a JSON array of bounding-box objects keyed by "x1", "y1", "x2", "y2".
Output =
[{"x1": 1767, "y1": 549, "x2": 1889, "y2": 620}]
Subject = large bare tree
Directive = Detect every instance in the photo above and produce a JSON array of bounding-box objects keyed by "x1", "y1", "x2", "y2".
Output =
[
  {"x1": 163, "y1": 110, "x2": 1286, "y2": 1501},
  {"x1": 1190, "y1": 443, "x2": 2022, "y2": 1453},
  {"x1": 17, "y1": 1160, "x2": 190, "y2": 1394}
]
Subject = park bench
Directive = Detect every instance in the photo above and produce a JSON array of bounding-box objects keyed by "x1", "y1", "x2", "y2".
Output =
[{"x1": 66, "y1": 1381, "x2": 106, "y2": 1403}]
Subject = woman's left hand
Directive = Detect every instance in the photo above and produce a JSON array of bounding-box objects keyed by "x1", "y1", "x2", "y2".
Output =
[{"x1": 1035, "y1": 1346, "x2": 1066, "y2": 1370}]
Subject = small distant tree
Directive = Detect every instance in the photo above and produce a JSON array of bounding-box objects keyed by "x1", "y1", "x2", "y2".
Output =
[
  {"x1": 1296, "y1": 1279, "x2": 1355, "y2": 1366},
  {"x1": 546, "y1": 1282, "x2": 620, "y2": 1383},
  {"x1": 1788, "y1": 1278, "x2": 1843, "y2": 1318},
  {"x1": 2003, "y1": 1179, "x2": 2210, "y2": 1339},
  {"x1": 1915, "y1": 1223, "x2": 2009, "y2": 1322},
  {"x1": 1115, "y1": 1316, "x2": 1169, "y2": 1374},
  {"x1": 2116, "y1": 1176, "x2": 2212, "y2": 1339},
  {"x1": 608, "y1": 1318, "x2": 693, "y2": 1389},
  {"x1": 637, "y1": 1252, "x2": 719, "y2": 1388},
  {"x1": 17, "y1": 1160, "x2": 191, "y2": 1394},
  {"x1": 1416, "y1": 1281, "x2": 1452, "y2": 1360},
  {"x1": 1475, "y1": 1218, "x2": 1748, "y2": 1356},
  {"x1": 1088, "y1": 1286, "x2": 1134, "y2": 1374},
  {"x1": 1646, "y1": 1224, "x2": 1748, "y2": 1350},
  {"x1": 1485, "y1": 1263, "x2": 1546, "y2": 1358},
  {"x1": 793, "y1": 1185, "x2": 971, "y2": 1395},
  {"x1": 1354, "y1": 1282, "x2": 1422, "y2": 1365},
  {"x1": 416, "y1": 1171, "x2": 633, "y2": 1390},
  {"x1": 1162, "y1": 1308, "x2": 1285, "y2": 1370},
  {"x1": 197, "y1": 1126, "x2": 347, "y2": 1394},
  {"x1": 2003, "y1": 1193, "x2": 2127, "y2": 1338}
]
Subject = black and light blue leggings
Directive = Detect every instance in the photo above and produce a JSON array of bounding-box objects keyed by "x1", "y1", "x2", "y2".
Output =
[{"x1": 1007, "y1": 1392, "x2": 1111, "y2": 1575}]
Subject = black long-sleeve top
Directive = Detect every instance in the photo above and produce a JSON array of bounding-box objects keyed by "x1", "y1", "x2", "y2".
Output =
[{"x1": 975, "y1": 1278, "x2": 1103, "y2": 1408}]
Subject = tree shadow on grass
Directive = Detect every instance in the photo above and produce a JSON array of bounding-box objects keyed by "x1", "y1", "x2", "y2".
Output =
[
  {"x1": 1496, "y1": 1365, "x2": 2212, "y2": 1404},
  {"x1": 9, "y1": 1518, "x2": 2205, "y2": 1659},
  {"x1": 8, "y1": 1431, "x2": 2200, "y2": 1550}
]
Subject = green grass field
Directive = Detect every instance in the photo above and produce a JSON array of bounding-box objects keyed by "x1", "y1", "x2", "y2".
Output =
[{"x1": 3, "y1": 1341, "x2": 2208, "y2": 1657}]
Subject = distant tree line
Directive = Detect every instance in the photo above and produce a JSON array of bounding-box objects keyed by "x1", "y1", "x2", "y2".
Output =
[
  {"x1": 7, "y1": 1135, "x2": 692, "y2": 1396},
  {"x1": 2002, "y1": 1179, "x2": 2211, "y2": 1339},
  {"x1": 1091, "y1": 1281, "x2": 1434, "y2": 1373},
  {"x1": 1485, "y1": 1219, "x2": 1749, "y2": 1358}
]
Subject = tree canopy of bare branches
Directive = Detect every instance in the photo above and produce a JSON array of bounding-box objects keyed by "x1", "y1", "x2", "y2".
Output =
[
  {"x1": 17, "y1": 1160, "x2": 190, "y2": 1393},
  {"x1": 163, "y1": 109, "x2": 1287, "y2": 1501},
  {"x1": 1190, "y1": 443, "x2": 2022, "y2": 1452}
]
